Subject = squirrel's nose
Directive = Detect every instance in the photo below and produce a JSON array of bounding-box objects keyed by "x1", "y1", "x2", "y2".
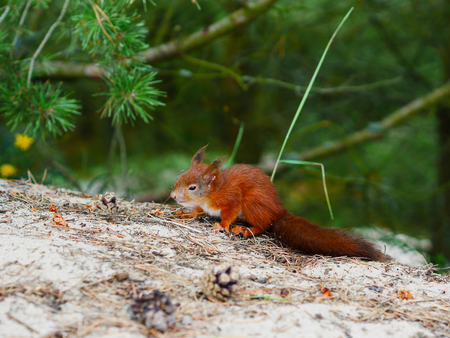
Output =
[{"x1": 170, "y1": 191, "x2": 176, "y2": 200}]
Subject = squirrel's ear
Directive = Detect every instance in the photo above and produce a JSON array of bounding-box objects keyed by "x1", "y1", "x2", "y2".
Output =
[
  {"x1": 209, "y1": 156, "x2": 226, "y2": 169},
  {"x1": 190, "y1": 145, "x2": 208, "y2": 167},
  {"x1": 202, "y1": 157, "x2": 225, "y2": 189}
]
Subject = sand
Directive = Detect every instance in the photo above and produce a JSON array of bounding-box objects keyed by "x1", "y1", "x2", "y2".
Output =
[{"x1": 0, "y1": 178, "x2": 449, "y2": 337}]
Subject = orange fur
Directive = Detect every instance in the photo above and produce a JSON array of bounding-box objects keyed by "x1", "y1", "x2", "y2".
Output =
[{"x1": 170, "y1": 146, "x2": 388, "y2": 262}]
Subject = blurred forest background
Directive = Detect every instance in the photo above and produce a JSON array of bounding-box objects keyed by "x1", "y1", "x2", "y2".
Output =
[{"x1": 1, "y1": 0, "x2": 450, "y2": 268}]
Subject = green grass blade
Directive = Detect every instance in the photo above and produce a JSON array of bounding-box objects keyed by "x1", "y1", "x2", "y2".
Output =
[
  {"x1": 270, "y1": 7, "x2": 354, "y2": 182},
  {"x1": 279, "y1": 159, "x2": 334, "y2": 219},
  {"x1": 227, "y1": 122, "x2": 245, "y2": 167}
]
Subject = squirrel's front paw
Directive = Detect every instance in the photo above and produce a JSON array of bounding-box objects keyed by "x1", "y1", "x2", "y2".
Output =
[
  {"x1": 212, "y1": 222, "x2": 230, "y2": 234},
  {"x1": 231, "y1": 225, "x2": 253, "y2": 238},
  {"x1": 175, "y1": 210, "x2": 195, "y2": 219}
]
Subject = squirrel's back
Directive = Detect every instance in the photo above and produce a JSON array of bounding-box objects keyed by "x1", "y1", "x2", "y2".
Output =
[{"x1": 223, "y1": 165, "x2": 285, "y2": 227}]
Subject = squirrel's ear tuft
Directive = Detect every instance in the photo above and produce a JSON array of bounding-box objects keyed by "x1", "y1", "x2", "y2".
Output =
[{"x1": 191, "y1": 145, "x2": 208, "y2": 167}]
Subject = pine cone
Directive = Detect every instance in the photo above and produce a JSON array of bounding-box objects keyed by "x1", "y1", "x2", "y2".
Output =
[
  {"x1": 200, "y1": 266, "x2": 240, "y2": 301},
  {"x1": 127, "y1": 290, "x2": 176, "y2": 332},
  {"x1": 95, "y1": 192, "x2": 118, "y2": 211}
]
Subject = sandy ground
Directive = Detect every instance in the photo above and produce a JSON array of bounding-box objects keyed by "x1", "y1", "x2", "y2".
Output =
[{"x1": 0, "y1": 178, "x2": 449, "y2": 338}]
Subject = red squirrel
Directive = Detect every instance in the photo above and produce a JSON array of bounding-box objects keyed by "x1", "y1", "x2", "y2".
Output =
[{"x1": 170, "y1": 146, "x2": 388, "y2": 261}]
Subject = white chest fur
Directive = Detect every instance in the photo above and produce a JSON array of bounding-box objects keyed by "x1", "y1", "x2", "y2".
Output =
[
  {"x1": 199, "y1": 203, "x2": 244, "y2": 219},
  {"x1": 200, "y1": 203, "x2": 221, "y2": 217}
]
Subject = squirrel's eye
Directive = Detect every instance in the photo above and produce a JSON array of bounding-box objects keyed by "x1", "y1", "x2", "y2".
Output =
[{"x1": 188, "y1": 185, "x2": 197, "y2": 191}]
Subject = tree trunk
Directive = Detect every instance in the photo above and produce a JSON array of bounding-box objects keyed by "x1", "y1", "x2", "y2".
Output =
[{"x1": 433, "y1": 106, "x2": 450, "y2": 262}]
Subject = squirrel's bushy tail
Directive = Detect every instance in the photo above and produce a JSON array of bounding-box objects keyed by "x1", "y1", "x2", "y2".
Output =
[{"x1": 272, "y1": 212, "x2": 388, "y2": 261}]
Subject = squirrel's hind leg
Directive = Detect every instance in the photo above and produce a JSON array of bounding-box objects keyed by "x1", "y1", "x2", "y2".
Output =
[{"x1": 230, "y1": 224, "x2": 266, "y2": 238}]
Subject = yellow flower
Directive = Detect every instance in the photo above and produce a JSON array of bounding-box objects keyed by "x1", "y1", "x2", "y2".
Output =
[
  {"x1": 14, "y1": 133, "x2": 35, "y2": 151},
  {"x1": 0, "y1": 164, "x2": 18, "y2": 178}
]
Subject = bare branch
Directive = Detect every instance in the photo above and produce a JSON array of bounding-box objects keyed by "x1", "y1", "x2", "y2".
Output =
[
  {"x1": 244, "y1": 75, "x2": 403, "y2": 95},
  {"x1": 141, "y1": 0, "x2": 278, "y2": 63},
  {"x1": 297, "y1": 81, "x2": 450, "y2": 161},
  {"x1": 37, "y1": 60, "x2": 104, "y2": 78},
  {"x1": 0, "y1": 6, "x2": 10, "y2": 24},
  {"x1": 183, "y1": 54, "x2": 248, "y2": 90},
  {"x1": 27, "y1": 0, "x2": 70, "y2": 87},
  {"x1": 12, "y1": 0, "x2": 32, "y2": 47}
]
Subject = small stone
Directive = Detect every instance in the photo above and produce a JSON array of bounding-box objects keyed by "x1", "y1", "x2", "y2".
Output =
[{"x1": 256, "y1": 276, "x2": 269, "y2": 284}]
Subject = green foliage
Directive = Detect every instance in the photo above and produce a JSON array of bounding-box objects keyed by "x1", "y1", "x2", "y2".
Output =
[
  {"x1": 72, "y1": 0, "x2": 149, "y2": 59},
  {"x1": 0, "y1": 46, "x2": 80, "y2": 138},
  {"x1": 0, "y1": 30, "x2": 9, "y2": 53},
  {"x1": 31, "y1": 0, "x2": 51, "y2": 9},
  {"x1": 71, "y1": 0, "x2": 165, "y2": 125},
  {"x1": 0, "y1": 77, "x2": 80, "y2": 137},
  {"x1": 0, "y1": 0, "x2": 165, "y2": 141},
  {"x1": 98, "y1": 65, "x2": 165, "y2": 125}
]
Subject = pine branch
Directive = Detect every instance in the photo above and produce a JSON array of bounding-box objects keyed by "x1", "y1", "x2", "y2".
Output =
[{"x1": 35, "y1": 0, "x2": 278, "y2": 79}]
